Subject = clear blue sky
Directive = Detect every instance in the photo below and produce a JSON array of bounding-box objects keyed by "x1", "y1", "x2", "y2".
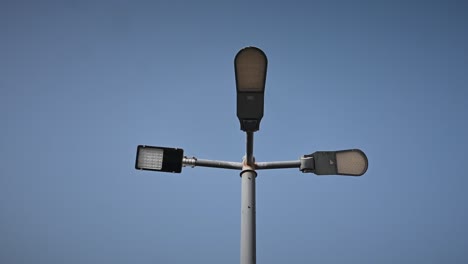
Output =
[{"x1": 1, "y1": 0, "x2": 467, "y2": 263}]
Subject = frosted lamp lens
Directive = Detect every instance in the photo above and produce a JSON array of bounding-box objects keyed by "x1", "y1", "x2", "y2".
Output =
[
  {"x1": 138, "y1": 147, "x2": 163, "y2": 170},
  {"x1": 336, "y1": 150, "x2": 367, "y2": 176},
  {"x1": 235, "y1": 47, "x2": 267, "y2": 92}
]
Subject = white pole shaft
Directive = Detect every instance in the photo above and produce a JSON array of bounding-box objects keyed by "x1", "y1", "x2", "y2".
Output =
[{"x1": 240, "y1": 168, "x2": 256, "y2": 264}]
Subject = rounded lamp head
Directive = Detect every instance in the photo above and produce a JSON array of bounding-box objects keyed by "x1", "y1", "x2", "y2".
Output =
[
  {"x1": 335, "y1": 149, "x2": 368, "y2": 176},
  {"x1": 235, "y1": 47, "x2": 267, "y2": 92},
  {"x1": 311, "y1": 149, "x2": 368, "y2": 176},
  {"x1": 234, "y1": 47, "x2": 268, "y2": 132}
]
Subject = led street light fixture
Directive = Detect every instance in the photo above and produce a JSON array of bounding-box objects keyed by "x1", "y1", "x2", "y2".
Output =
[
  {"x1": 135, "y1": 145, "x2": 184, "y2": 173},
  {"x1": 235, "y1": 46, "x2": 268, "y2": 132},
  {"x1": 300, "y1": 149, "x2": 368, "y2": 176}
]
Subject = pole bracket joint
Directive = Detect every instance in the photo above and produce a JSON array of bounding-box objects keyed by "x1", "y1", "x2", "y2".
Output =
[{"x1": 240, "y1": 169, "x2": 257, "y2": 178}]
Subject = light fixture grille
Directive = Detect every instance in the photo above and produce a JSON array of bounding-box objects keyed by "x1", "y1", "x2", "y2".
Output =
[
  {"x1": 235, "y1": 47, "x2": 267, "y2": 92},
  {"x1": 336, "y1": 151, "x2": 367, "y2": 175},
  {"x1": 137, "y1": 147, "x2": 164, "y2": 170}
]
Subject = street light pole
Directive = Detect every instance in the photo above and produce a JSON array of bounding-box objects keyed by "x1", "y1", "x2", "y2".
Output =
[
  {"x1": 235, "y1": 45, "x2": 266, "y2": 264},
  {"x1": 134, "y1": 46, "x2": 369, "y2": 264},
  {"x1": 241, "y1": 164, "x2": 256, "y2": 264},
  {"x1": 241, "y1": 131, "x2": 256, "y2": 264}
]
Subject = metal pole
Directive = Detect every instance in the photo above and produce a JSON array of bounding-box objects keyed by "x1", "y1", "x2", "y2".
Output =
[
  {"x1": 241, "y1": 164, "x2": 256, "y2": 264},
  {"x1": 183, "y1": 157, "x2": 243, "y2": 170},
  {"x1": 255, "y1": 160, "x2": 301, "y2": 170},
  {"x1": 241, "y1": 132, "x2": 256, "y2": 264},
  {"x1": 246, "y1": 131, "x2": 254, "y2": 164}
]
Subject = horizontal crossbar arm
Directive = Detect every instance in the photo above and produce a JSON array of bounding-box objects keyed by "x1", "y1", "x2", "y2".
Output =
[
  {"x1": 183, "y1": 157, "x2": 243, "y2": 170},
  {"x1": 183, "y1": 157, "x2": 301, "y2": 171},
  {"x1": 255, "y1": 160, "x2": 301, "y2": 170}
]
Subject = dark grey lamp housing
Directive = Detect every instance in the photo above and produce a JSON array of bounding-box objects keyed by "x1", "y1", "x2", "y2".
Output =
[
  {"x1": 235, "y1": 47, "x2": 268, "y2": 132},
  {"x1": 135, "y1": 145, "x2": 184, "y2": 173},
  {"x1": 300, "y1": 149, "x2": 368, "y2": 176}
]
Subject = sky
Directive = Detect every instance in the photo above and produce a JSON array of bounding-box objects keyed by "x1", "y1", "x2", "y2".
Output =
[{"x1": 1, "y1": 0, "x2": 468, "y2": 263}]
